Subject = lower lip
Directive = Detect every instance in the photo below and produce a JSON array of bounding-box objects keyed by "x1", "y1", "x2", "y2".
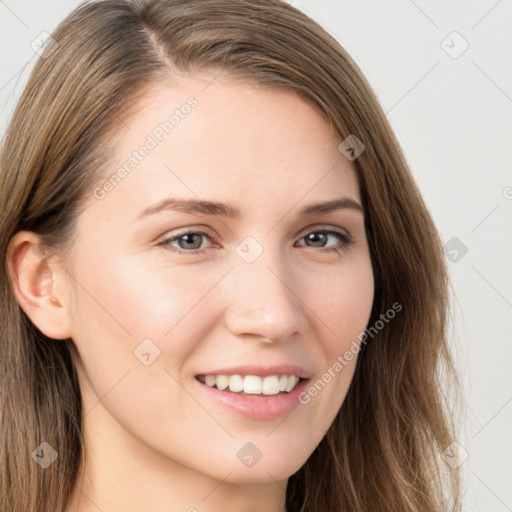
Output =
[{"x1": 193, "y1": 377, "x2": 310, "y2": 420}]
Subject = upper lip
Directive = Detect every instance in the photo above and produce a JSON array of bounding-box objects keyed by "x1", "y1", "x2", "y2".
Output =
[{"x1": 195, "y1": 364, "x2": 312, "y2": 379}]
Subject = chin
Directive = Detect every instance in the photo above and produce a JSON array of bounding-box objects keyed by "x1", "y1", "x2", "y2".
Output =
[{"x1": 214, "y1": 447, "x2": 310, "y2": 484}]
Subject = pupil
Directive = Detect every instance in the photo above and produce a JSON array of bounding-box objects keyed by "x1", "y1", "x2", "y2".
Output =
[
  {"x1": 180, "y1": 234, "x2": 201, "y2": 249},
  {"x1": 307, "y1": 232, "x2": 326, "y2": 247}
]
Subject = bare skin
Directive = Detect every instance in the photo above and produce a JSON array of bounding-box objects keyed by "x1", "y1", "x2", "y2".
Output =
[{"x1": 7, "y1": 73, "x2": 374, "y2": 512}]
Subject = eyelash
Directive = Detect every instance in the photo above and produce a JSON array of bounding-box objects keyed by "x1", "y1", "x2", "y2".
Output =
[{"x1": 158, "y1": 227, "x2": 353, "y2": 256}]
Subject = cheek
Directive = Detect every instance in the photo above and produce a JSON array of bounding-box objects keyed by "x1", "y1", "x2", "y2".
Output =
[
  {"x1": 67, "y1": 251, "x2": 232, "y2": 424},
  {"x1": 306, "y1": 256, "x2": 374, "y2": 350},
  {"x1": 292, "y1": 257, "x2": 374, "y2": 421},
  {"x1": 70, "y1": 249, "x2": 230, "y2": 352},
  {"x1": 66, "y1": 251, "x2": 223, "y2": 454}
]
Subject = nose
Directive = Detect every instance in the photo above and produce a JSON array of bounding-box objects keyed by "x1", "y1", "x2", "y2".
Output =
[{"x1": 222, "y1": 247, "x2": 306, "y2": 343}]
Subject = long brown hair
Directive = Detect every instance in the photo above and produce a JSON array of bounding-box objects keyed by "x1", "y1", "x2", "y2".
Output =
[{"x1": 0, "y1": 1, "x2": 463, "y2": 510}]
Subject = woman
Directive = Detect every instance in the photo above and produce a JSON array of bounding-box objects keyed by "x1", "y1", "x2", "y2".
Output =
[{"x1": 0, "y1": 1, "x2": 463, "y2": 511}]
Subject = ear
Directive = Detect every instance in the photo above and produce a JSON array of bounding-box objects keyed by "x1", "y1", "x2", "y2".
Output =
[{"x1": 6, "y1": 230, "x2": 73, "y2": 340}]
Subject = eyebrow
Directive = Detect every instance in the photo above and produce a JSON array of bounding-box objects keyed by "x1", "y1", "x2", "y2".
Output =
[{"x1": 136, "y1": 196, "x2": 364, "y2": 220}]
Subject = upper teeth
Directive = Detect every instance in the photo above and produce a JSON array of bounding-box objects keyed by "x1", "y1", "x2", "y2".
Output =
[{"x1": 202, "y1": 374, "x2": 300, "y2": 395}]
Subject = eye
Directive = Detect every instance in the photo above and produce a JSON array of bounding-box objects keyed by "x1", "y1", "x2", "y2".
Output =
[
  {"x1": 159, "y1": 230, "x2": 213, "y2": 255},
  {"x1": 295, "y1": 228, "x2": 352, "y2": 253},
  {"x1": 159, "y1": 227, "x2": 353, "y2": 256}
]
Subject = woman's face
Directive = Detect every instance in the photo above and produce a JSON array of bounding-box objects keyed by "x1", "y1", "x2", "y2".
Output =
[{"x1": 64, "y1": 74, "x2": 374, "y2": 485}]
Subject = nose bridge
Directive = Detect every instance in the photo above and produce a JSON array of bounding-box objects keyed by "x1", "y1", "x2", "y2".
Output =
[{"x1": 223, "y1": 236, "x2": 304, "y2": 340}]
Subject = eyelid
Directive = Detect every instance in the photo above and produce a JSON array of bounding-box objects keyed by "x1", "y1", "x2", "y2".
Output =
[
  {"x1": 162, "y1": 226, "x2": 215, "y2": 239},
  {"x1": 295, "y1": 223, "x2": 351, "y2": 239}
]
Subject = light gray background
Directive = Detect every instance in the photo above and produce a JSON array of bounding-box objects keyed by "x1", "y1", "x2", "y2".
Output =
[{"x1": 1, "y1": 1, "x2": 511, "y2": 510}]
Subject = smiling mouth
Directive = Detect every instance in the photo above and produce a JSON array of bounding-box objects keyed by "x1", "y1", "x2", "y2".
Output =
[{"x1": 196, "y1": 374, "x2": 304, "y2": 396}]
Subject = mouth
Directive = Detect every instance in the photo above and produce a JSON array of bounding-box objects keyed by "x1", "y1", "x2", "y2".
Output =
[
  {"x1": 195, "y1": 374, "x2": 305, "y2": 396},
  {"x1": 193, "y1": 369, "x2": 311, "y2": 419}
]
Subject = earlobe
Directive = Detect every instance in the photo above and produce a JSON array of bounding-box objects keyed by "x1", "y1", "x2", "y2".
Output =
[{"x1": 6, "y1": 230, "x2": 73, "y2": 340}]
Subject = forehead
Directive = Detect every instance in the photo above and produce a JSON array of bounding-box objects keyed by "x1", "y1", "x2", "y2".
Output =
[{"x1": 87, "y1": 74, "x2": 361, "y2": 222}]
